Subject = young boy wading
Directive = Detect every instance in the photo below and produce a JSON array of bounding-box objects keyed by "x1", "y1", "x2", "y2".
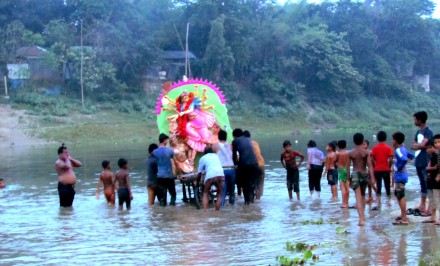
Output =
[
  {"x1": 347, "y1": 133, "x2": 375, "y2": 226},
  {"x1": 392, "y1": 132, "x2": 415, "y2": 225}
]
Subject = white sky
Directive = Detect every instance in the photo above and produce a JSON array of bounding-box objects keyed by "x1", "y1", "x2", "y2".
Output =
[{"x1": 277, "y1": 0, "x2": 440, "y2": 18}]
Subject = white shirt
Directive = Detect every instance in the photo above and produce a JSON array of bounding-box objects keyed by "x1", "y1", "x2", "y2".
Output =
[
  {"x1": 216, "y1": 142, "x2": 234, "y2": 167},
  {"x1": 308, "y1": 147, "x2": 324, "y2": 165},
  {"x1": 198, "y1": 153, "x2": 225, "y2": 183}
]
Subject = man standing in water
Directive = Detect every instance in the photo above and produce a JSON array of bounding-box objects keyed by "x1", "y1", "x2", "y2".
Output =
[
  {"x1": 153, "y1": 133, "x2": 176, "y2": 206},
  {"x1": 55, "y1": 144, "x2": 82, "y2": 207},
  {"x1": 347, "y1": 133, "x2": 375, "y2": 226},
  {"x1": 232, "y1": 128, "x2": 258, "y2": 205},
  {"x1": 411, "y1": 111, "x2": 433, "y2": 215},
  {"x1": 243, "y1": 130, "x2": 266, "y2": 200}
]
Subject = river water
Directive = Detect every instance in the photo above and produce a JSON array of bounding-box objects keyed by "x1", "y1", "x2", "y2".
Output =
[{"x1": 1, "y1": 128, "x2": 439, "y2": 265}]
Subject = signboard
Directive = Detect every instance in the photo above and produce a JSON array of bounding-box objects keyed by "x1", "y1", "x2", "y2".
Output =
[{"x1": 7, "y1": 64, "x2": 30, "y2": 79}]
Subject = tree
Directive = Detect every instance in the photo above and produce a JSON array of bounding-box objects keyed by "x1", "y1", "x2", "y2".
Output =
[
  {"x1": 204, "y1": 15, "x2": 235, "y2": 82},
  {"x1": 0, "y1": 21, "x2": 44, "y2": 71}
]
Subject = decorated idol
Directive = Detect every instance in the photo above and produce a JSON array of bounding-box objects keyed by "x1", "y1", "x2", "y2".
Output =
[{"x1": 156, "y1": 78, "x2": 232, "y2": 173}]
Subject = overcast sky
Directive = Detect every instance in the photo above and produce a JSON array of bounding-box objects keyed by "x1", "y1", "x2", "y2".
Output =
[{"x1": 277, "y1": 0, "x2": 440, "y2": 18}]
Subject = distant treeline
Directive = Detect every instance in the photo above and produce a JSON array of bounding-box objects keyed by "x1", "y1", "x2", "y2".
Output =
[{"x1": 1, "y1": 0, "x2": 439, "y2": 109}]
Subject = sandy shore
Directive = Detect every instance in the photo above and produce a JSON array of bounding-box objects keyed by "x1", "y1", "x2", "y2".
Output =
[{"x1": 0, "y1": 104, "x2": 49, "y2": 148}]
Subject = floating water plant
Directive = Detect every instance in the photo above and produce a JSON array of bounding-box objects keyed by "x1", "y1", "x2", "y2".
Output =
[
  {"x1": 293, "y1": 217, "x2": 338, "y2": 225},
  {"x1": 286, "y1": 241, "x2": 318, "y2": 252},
  {"x1": 276, "y1": 250, "x2": 319, "y2": 266},
  {"x1": 336, "y1": 227, "x2": 349, "y2": 234}
]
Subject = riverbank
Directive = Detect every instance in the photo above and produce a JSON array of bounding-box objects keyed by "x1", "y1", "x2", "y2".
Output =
[
  {"x1": 1, "y1": 93, "x2": 438, "y2": 147},
  {"x1": 0, "y1": 104, "x2": 51, "y2": 148}
]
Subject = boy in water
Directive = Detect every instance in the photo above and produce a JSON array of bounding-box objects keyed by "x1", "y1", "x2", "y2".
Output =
[
  {"x1": 348, "y1": 133, "x2": 375, "y2": 226},
  {"x1": 392, "y1": 132, "x2": 414, "y2": 225},
  {"x1": 371, "y1": 131, "x2": 394, "y2": 210},
  {"x1": 114, "y1": 158, "x2": 133, "y2": 210},
  {"x1": 96, "y1": 160, "x2": 115, "y2": 205},
  {"x1": 0, "y1": 178, "x2": 5, "y2": 188},
  {"x1": 281, "y1": 140, "x2": 304, "y2": 201},
  {"x1": 423, "y1": 137, "x2": 440, "y2": 223},
  {"x1": 362, "y1": 140, "x2": 377, "y2": 204},
  {"x1": 146, "y1": 143, "x2": 159, "y2": 205},
  {"x1": 323, "y1": 142, "x2": 338, "y2": 201},
  {"x1": 336, "y1": 140, "x2": 350, "y2": 208}
]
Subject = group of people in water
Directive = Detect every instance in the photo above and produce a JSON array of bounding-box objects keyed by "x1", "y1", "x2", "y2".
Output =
[
  {"x1": 55, "y1": 111, "x2": 440, "y2": 227},
  {"x1": 278, "y1": 110, "x2": 440, "y2": 226}
]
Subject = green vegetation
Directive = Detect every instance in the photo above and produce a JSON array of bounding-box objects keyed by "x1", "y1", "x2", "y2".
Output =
[
  {"x1": 293, "y1": 217, "x2": 338, "y2": 225},
  {"x1": 419, "y1": 252, "x2": 440, "y2": 265},
  {"x1": 276, "y1": 242, "x2": 319, "y2": 265},
  {"x1": 336, "y1": 227, "x2": 349, "y2": 235},
  {"x1": 2, "y1": 0, "x2": 440, "y2": 143}
]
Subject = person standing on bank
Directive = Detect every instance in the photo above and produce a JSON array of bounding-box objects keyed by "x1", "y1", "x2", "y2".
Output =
[{"x1": 55, "y1": 143, "x2": 82, "y2": 207}]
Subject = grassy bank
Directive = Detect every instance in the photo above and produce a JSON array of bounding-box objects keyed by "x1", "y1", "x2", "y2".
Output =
[{"x1": 9, "y1": 88, "x2": 440, "y2": 145}]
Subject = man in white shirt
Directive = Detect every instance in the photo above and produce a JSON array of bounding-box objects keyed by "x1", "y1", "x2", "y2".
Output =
[{"x1": 198, "y1": 147, "x2": 225, "y2": 211}]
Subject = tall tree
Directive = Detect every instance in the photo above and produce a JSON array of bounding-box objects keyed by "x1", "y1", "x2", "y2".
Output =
[{"x1": 204, "y1": 15, "x2": 235, "y2": 82}]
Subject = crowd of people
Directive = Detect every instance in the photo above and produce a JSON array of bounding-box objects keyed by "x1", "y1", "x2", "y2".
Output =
[{"x1": 55, "y1": 111, "x2": 440, "y2": 227}]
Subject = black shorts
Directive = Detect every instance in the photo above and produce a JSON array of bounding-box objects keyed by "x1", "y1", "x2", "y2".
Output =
[
  {"x1": 118, "y1": 188, "x2": 131, "y2": 206},
  {"x1": 58, "y1": 182, "x2": 75, "y2": 207},
  {"x1": 286, "y1": 167, "x2": 300, "y2": 193},
  {"x1": 327, "y1": 169, "x2": 338, "y2": 186}
]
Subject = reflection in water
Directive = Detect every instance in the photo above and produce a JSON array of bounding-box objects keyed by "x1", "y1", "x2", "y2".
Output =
[
  {"x1": 1, "y1": 128, "x2": 440, "y2": 265},
  {"x1": 397, "y1": 233, "x2": 408, "y2": 265}
]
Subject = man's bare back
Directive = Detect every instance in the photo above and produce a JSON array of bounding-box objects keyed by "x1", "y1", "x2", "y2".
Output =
[
  {"x1": 99, "y1": 170, "x2": 115, "y2": 203},
  {"x1": 349, "y1": 146, "x2": 370, "y2": 174},
  {"x1": 336, "y1": 150, "x2": 350, "y2": 169},
  {"x1": 326, "y1": 152, "x2": 337, "y2": 170},
  {"x1": 115, "y1": 169, "x2": 130, "y2": 189},
  {"x1": 100, "y1": 170, "x2": 115, "y2": 189}
]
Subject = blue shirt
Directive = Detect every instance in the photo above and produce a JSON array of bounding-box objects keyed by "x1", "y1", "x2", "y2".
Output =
[
  {"x1": 152, "y1": 146, "x2": 174, "y2": 178},
  {"x1": 394, "y1": 146, "x2": 415, "y2": 183}
]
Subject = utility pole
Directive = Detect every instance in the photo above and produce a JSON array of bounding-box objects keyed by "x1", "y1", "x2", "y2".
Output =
[{"x1": 80, "y1": 19, "x2": 84, "y2": 108}]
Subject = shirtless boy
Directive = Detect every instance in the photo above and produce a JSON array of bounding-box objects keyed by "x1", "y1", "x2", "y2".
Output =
[
  {"x1": 336, "y1": 140, "x2": 350, "y2": 208},
  {"x1": 114, "y1": 158, "x2": 133, "y2": 210},
  {"x1": 323, "y1": 142, "x2": 338, "y2": 201},
  {"x1": 55, "y1": 144, "x2": 82, "y2": 207},
  {"x1": 363, "y1": 140, "x2": 377, "y2": 204},
  {"x1": 347, "y1": 133, "x2": 375, "y2": 226},
  {"x1": 96, "y1": 160, "x2": 115, "y2": 205}
]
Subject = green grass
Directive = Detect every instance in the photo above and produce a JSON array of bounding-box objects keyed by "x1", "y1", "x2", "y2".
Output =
[{"x1": 9, "y1": 88, "x2": 440, "y2": 145}]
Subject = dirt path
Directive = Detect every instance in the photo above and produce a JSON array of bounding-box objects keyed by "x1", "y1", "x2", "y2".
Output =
[{"x1": 0, "y1": 104, "x2": 49, "y2": 148}]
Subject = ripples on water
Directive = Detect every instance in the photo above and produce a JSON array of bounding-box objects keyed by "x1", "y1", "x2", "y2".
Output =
[{"x1": 1, "y1": 137, "x2": 439, "y2": 265}]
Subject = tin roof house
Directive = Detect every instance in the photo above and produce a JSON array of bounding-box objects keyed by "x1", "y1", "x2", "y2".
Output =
[{"x1": 8, "y1": 46, "x2": 61, "y2": 89}]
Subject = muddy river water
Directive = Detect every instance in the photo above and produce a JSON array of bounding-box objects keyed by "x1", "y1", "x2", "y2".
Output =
[{"x1": 1, "y1": 129, "x2": 439, "y2": 265}]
